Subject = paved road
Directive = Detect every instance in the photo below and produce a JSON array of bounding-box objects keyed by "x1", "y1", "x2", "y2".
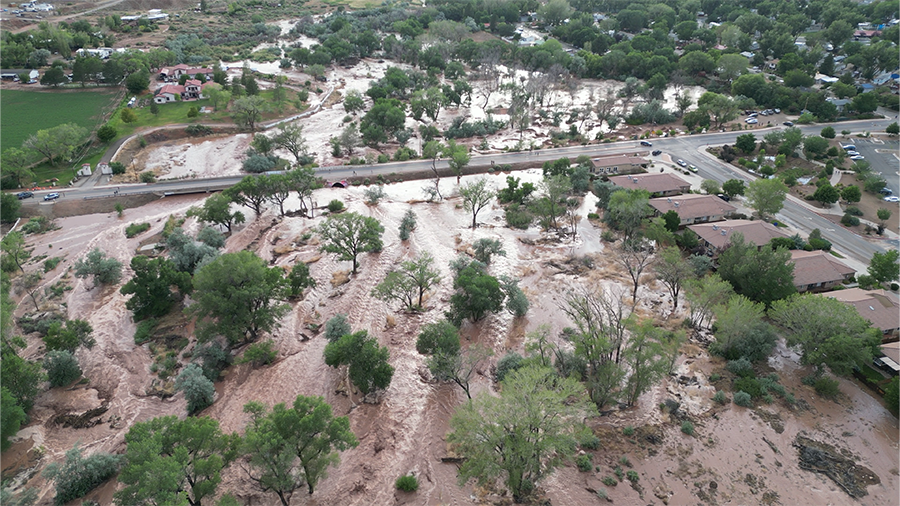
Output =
[{"x1": 26, "y1": 117, "x2": 898, "y2": 265}]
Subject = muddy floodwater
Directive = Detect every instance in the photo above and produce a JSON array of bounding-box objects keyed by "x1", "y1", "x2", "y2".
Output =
[{"x1": 3, "y1": 173, "x2": 897, "y2": 505}]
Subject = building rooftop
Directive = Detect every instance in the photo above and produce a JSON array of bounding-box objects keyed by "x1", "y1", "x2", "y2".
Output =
[
  {"x1": 608, "y1": 173, "x2": 691, "y2": 195},
  {"x1": 649, "y1": 194, "x2": 736, "y2": 221},
  {"x1": 688, "y1": 219, "x2": 789, "y2": 250},
  {"x1": 591, "y1": 154, "x2": 648, "y2": 167},
  {"x1": 821, "y1": 288, "x2": 900, "y2": 334},
  {"x1": 789, "y1": 250, "x2": 855, "y2": 287}
]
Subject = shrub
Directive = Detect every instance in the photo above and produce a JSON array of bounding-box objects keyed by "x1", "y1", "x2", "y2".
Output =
[
  {"x1": 619, "y1": 456, "x2": 631, "y2": 467},
  {"x1": 733, "y1": 390, "x2": 752, "y2": 407},
  {"x1": 399, "y1": 209, "x2": 417, "y2": 240},
  {"x1": 43, "y1": 257, "x2": 63, "y2": 272},
  {"x1": 395, "y1": 474, "x2": 419, "y2": 492},
  {"x1": 845, "y1": 206, "x2": 864, "y2": 216},
  {"x1": 733, "y1": 377, "x2": 763, "y2": 398},
  {"x1": 614, "y1": 466, "x2": 624, "y2": 480},
  {"x1": 681, "y1": 420, "x2": 694, "y2": 436},
  {"x1": 186, "y1": 124, "x2": 213, "y2": 136},
  {"x1": 602, "y1": 476, "x2": 618, "y2": 486},
  {"x1": 133, "y1": 318, "x2": 157, "y2": 344},
  {"x1": 587, "y1": 212, "x2": 599, "y2": 220},
  {"x1": 175, "y1": 363, "x2": 215, "y2": 415},
  {"x1": 44, "y1": 350, "x2": 82, "y2": 387},
  {"x1": 626, "y1": 470, "x2": 639, "y2": 483},
  {"x1": 140, "y1": 171, "x2": 156, "y2": 183},
  {"x1": 814, "y1": 376, "x2": 840, "y2": 399},
  {"x1": 579, "y1": 433, "x2": 600, "y2": 450},
  {"x1": 327, "y1": 199, "x2": 344, "y2": 212},
  {"x1": 713, "y1": 390, "x2": 727, "y2": 404},
  {"x1": 495, "y1": 352, "x2": 524, "y2": 382},
  {"x1": 194, "y1": 341, "x2": 231, "y2": 382},
  {"x1": 597, "y1": 488, "x2": 608, "y2": 500},
  {"x1": 840, "y1": 213, "x2": 860, "y2": 226},
  {"x1": 885, "y1": 376, "x2": 899, "y2": 416},
  {"x1": 43, "y1": 445, "x2": 123, "y2": 505},
  {"x1": 709, "y1": 373, "x2": 721, "y2": 382},
  {"x1": 324, "y1": 314, "x2": 351, "y2": 342},
  {"x1": 622, "y1": 425, "x2": 635, "y2": 436},
  {"x1": 504, "y1": 204, "x2": 533, "y2": 229},
  {"x1": 21, "y1": 216, "x2": 56, "y2": 234},
  {"x1": 238, "y1": 340, "x2": 277, "y2": 366},
  {"x1": 125, "y1": 222, "x2": 151, "y2": 238},
  {"x1": 726, "y1": 357, "x2": 754, "y2": 378},
  {"x1": 575, "y1": 454, "x2": 593, "y2": 472},
  {"x1": 364, "y1": 185, "x2": 386, "y2": 205},
  {"x1": 109, "y1": 162, "x2": 126, "y2": 175}
]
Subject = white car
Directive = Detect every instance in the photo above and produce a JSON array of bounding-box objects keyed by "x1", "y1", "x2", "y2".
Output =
[
  {"x1": 846, "y1": 150, "x2": 860, "y2": 156},
  {"x1": 850, "y1": 155, "x2": 865, "y2": 160},
  {"x1": 884, "y1": 196, "x2": 900, "y2": 202},
  {"x1": 773, "y1": 108, "x2": 781, "y2": 113},
  {"x1": 746, "y1": 118, "x2": 758, "y2": 124},
  {"x1": 677, "y1": 159, "x2": 687, "y2": 167}
]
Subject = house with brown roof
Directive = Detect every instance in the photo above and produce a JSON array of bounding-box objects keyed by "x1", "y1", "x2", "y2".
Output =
[
  {"x1": 591, "y1": 154, "x2": 649, "y2": 175},
  {"x1": 183, "y1": 79, "x2": 202, "y2": 99},
  {"x1": 789, "y1": 250, "x2": 855, "y2": 293},
  {"x1": 820, "y1": 288, "x2": 900, "y2": 338},
  {"x1": 649, "y1": 194, "x2": 736, "y2": 227},
  {"x1": 688, "y1": 219, "x2": 789, "y2": 255},
  {"x1": 876, "y1": 341, "x2": 900, "y2": 376},
  {"x1": 153, "y1": 84, "x2": 184, "y2": 103},
  {"x1": 608, "y1": 173, "x2": 691, "y2": 197}
]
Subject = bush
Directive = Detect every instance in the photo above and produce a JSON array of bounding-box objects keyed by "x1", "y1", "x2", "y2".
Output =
[
  {"x1": 44, "y1": 350, "x2": 82, "y2": 387},
  {"x1": 580, "y1": 433, "x2": 600, "y2": 450},
  {"x1": 814, "y1": 376, "x2": 840, "y2": 399},
  {"x1": 713, "y1": 390, "x2": 727, "y2": 404},
  {"x1": 619, "y1": 455, "x2": 631, "y2": 467},
  {"x1": 733, "y1": 377, "x2": 763, "y2": 398},
  {"x1": 327, "y1": 200, "x2": 344, "y2": 212},
  {"x1": 125, "y1": 222, "x2": 151, "y2": 238},
  {"x1": 597, "y1": 488, "x2": 608, "y2": 500},
  {"x1": 194, "y1": 341, "x2": 231, "y2": 382},
  {"x1": 626, "y1": 470, "x2": 639, "y2": 483},
  {"x1": 325, "y1": 314, "x2": 351, "y2": 342},
  {"x1": 504, "y1": 203, "x2": 533, "y2": 229},
  {"x1": 140, "y1": 171, "x2": 157, "y2": 183},
  {"x1": 602, "y1": 476, "x2": 618, "y2": 486},
  {"x1": 709, "y1": 373, "x2": 721, "y2": 382},
  {"x1": 885, "y1": 376, "x2": 899, "y2": 416},
  {"x1": 175, "y1": 363, "x2": 215, "y2": 415},
  {"x1": 109, "y1": 162, "x2": 126, "y2": 175},
  {"x1": 186, "y1": 124, "x2": 213, "y2": 136},
  {"x1": 840, "y1": 213, "x2": 860, "y2": 226},
  {"x1": 845, "y1": 206, "x2": 864, "y2": 216},
  {"x1": 43, "y1": 257, "x2": 62, "y2": 272},
  {"x1": 21, "y1": 216, "x2": 56, "y2": 234},
  {"x1": 238, "y1": 340, "x2": 277, "y2": 366},
  {"x1": 680, "y1": 420, "x2": 694, "y2": 435},
  {"x1": 242, "y1": 154, "x2": 276, "y2": 173},
  {"x1": 575, "y1": 454, "x2": 593, "y2": 472},
  {"x1": 43, "y1": 445, "x2": 123, "y2": 505},
  {"x1": 733, "y1": 391, "x2": 752, "y2": 407},
  {"x1": 495, "y1": 352, "x2": 524, "y2": 382},
  {"x1": 364, "y1": 185, "x2": 386, "y2": 205},
  {"x1": 395, "y1": 474, "x2": 419, "y2": 492},
  {"x1": 399, "y1": 209, "x2": 417, "y2": 240},
  {"x1": 622, "y1": 425, "x2": 635, "y2": 436},
  {"x1": 133, "y1": 318, "x2": 157, "y2": 344},
  {"x1": 726, "y1": 357, "x2": 754, "y2": 378}
]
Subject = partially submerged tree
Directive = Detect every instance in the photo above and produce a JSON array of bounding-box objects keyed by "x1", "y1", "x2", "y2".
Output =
[
  {"x1": 717, "y1": 233, "x2": 796, "y2": 307},
  {"x1": 175, "y1": 363, "x2": 216, "y2": 415},
  {"x1": 459, "y1": 178, "x2": 493, "y2": 229},
  {"x1": 371, "y1": 253, "x2": 441, "y2": 311},
  {"x1": 316, "y1": 212, "x2": 384, "y2": 274},
  {"x1": 654, "y1": 246, "x2": 694, "y2": 311},
  {"x1": 324, "y1": 330, "x2": 394, "y2": 396},
  {"x1": 73, "y1": 248, "x2": 123, "y2": 287},
  {"x1": 187, "y1": 193, "x2": 246, "y2": 233},
  {"x1": 120, "y1": 256, "x2": 192, "y2": 321}
]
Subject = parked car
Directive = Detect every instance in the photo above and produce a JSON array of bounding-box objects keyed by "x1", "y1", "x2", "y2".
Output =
[
  {"x1": 760, "y1": 110, "x2": 769, "y2": 116},
  {"x1": 879, "y1": 188, "x2": 893, "y2": 195},
  {"x1": 677, "y1": 159, "x2": 687, "y2": 167},
  {"x1": 783, "y1": 121, "x2": 793, "y2": 126},
  {"x1": 749, "y1": 112, "x2": 758, "y2": 118},
  {"x1": 846, "y1": 150, "x2": 860, "y2": 156},
  {"x1": 651, "y1": 150, "x2": 662, "y2": 156},
  {"x1": 884, "y1": 196, "x2": 900, "y2": 203},
  {"x1": 16, "y1": 191, "x2": 33, "y2": 199},
  {"x1": 640, "y1": 140, "x2": 652, "y2": 146},
  {"x1": 850, "y1": 155, "x2": 865, "y2": 160},
  {"x1": 43, "y1": 193, "x2": 60, "y2": 201},
  {"x1": 773, "y1": 108, "x2": 781, "y2": 113},
  {"x1": 716, "y1": 193, "x2": 731, "y2": 202},
  {"x1": 746, "y1": 118, "x2": 759, "y2": 124},
  {"x1": 841, "y1": 144, "x2": 856, "y2": 150}
]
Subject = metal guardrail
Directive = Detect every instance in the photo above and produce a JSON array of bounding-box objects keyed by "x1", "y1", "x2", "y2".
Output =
[{"x1": 83, "y1": 191, "x2": 155, "y2": 200}]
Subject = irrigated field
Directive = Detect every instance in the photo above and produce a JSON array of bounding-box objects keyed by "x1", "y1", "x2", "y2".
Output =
[{"x1": 0, "y1": 89, "x2": 119, "y2": 150}]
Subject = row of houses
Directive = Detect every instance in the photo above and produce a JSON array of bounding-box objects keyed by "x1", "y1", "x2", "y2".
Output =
[
  {"x1": 600, "y1": 169, "x2": 899, "y2": 339},
  {"x1": 158, "y1": 64, "x2": 215, "y2": 81},
  {"x1": 154, "y1": 79, "x2": 211, "y2": 103}
]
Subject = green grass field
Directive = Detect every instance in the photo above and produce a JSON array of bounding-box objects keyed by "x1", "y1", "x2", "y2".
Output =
[{"x1": 1, "y1": 89, "x2": 119, "y2": 151}]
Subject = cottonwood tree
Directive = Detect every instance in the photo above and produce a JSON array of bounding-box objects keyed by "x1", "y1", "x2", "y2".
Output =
[
  {"x1": 120, "y1": 256, "x2": 192, "y2": 321},
  {"x1": 272, "y1": 123, "x2": 310, "y2": 165},
  {"x1": 654, "y1": 246, "x2": 695, "y2": 311},
  {"x1": 43, "y1": 444, "x2": 123, "y2": 506},
  {"x1": 43, "y1": 350, "x2": 81, "y2": 387},
  {"x1": 499, "y1": 275, "x2": 529, "y2": 318},
  {"x1": 288, "y1": 166, "x2": 320, "y2": 218},
  {"x1": 323, "y1": 330, "x2": 394, "y2": 396},
  {"x1": 316, "y1": 212, "x2": 384, "y2": 274},
  {"x1": 446, "y1": 260, "x2": 505, "y2": 325},
  {"x1": 0, "y1": 232, "x2": 29, "y2": 273},
  {"x1": 371, "y1": 253, "x2": 441, "y2": 311},
  {"x1": 204, "y1": 83, "x2": 231, "y2": 111},
  {"x1": 448, "y1": 365, "x2": 596, "y2": 503},
  {"x1": 1, "y1": 387, "x2": 26, "y2": 452},
  {"x1": 472, "y1": 238, "x2": 505, "y2": 265},
  {"x1": 623, "y1": 319, "x2": 670, "y2": 406},
  {"x1": 417, "y1": 321, "x2": 491, "y2": 399},
  {"x1": 1, "y1": 148, "x2": 36, "y2": 188},
  {"x1": 226, "y1": 176, "x2": 269, "y2": 217},
  {"x1": 531, "y1": 175, "x2": 572, "y2": 232},
  {"x1": 187, "y1": 193, "x2": 245, "y2": 233},
  {"x1": 23, "y1": 123, "x2": 88, "y2": 166},
  {"x1": 444, "y1": 140, "x2": 471, "y2": 182},
  {"x1": 422, "y1": 140, "x2": 444, "y2": 201},
  {"x1": 770, "y1": 294, "x2": 881, "y2": 376},
  {"x1": 166, "y1": 228, "x2": 220, "y2": 273},
  {"x1": 684, "y1": 274, "x2": 734, "y2": 329},
  {"x1": 176, "y1": 363, "x2": 216, "y2": 415},
  {"x1": 43, "y1": 319, "x2": 94, "y2": 353},
  {"x1": 617, "y1": 239, "x2": 655, "y2": 306},
  {"x1": 116, "y1": 415, "x2": 240, "y2": 506},
  {"x1": 288, "y1": 262, "x2": 316, "y2": 299},
  {"x1": 232, "y1": 96, "x2": 268, "y2": 130},
  {"x1": 717, "y1": 234, "x2": 796, "y2": 307},
  {"x1": 459, "y1": 178, "x2": 493, "y2": 229},
  {"x1": 868, "y1": 249, "x2": 899, "y2": 285},
  {"x1": 262, "y1": 173, "x2": 293, "y2": 216},
  {"x1": 73, "y1": 248, "x2": 123, "y2": 286},
  {"x1": 188, "y1": 251, "x2": 289, "y2": 346},
  {"x1": 722, "y1": 179, "x2": 746, "y2": 198},
  {"x1": 710, "y1": 295, "x2": 777, "y2": 362},
  {"x1": 605, "y1": 189, "x2": 650, "y2": 243},
  {"x1": 242, "y1": 396, "x2": 357, "y2": 504}
]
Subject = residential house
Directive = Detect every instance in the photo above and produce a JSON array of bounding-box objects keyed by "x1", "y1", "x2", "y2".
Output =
[
  {"x1": 183, "y1": 79, "x2": 202, "y2": 99},
  {"x1": 154, "y1": 84, "x2": 184, "y2": 103},
  {"x1": 688, "y1": 219, "x2": 789, "y2": 256},
  {"x1": 608, "y1": 172, "x2": 690, "y2": 197},
  {"x1": 820, "y1": 288, "x2": 900, "y2": 339},
  {"x1": 159, "y1": 64, "x2": 190, "y2": 80},
  {"x1": 875, "y1": 341, "x2": 900, "y2": 376},
  {"x1": 789, "y1": 250, "x2": 855, "y2": 293},
  {"x1": 827, "y1": 97, "x2": 851, "y2": 113},
  {"x1": 0, "y1": 69, "x2": 39, "y2": 81},
  {"x1": 648, "y1": 194, "x2": 736, "y2": 227},
  {"x1": 853, "y1": 29, "x2": 882, "y2": 38},
  {"x1": 591, "y1": 154, "x2": 649, "y2": 176},
  {"x1": 815, "y1": 73, "x2": 839, "y2": 84}
]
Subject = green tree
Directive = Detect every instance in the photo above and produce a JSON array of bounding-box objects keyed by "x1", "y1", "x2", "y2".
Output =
[
  {"x1": 701, "y1": 179, "x2": 721, "y2": 195},
  {"x1": 812, "y1": 183, "x2": 840, "y2": 205},
  {"x1": 323, "y1": 330, "x2": 394, "y2": 395},
  {"x1": 698, "y1": 92, "x2": 738, "y2": 128},
  {"x1": 458, "y1": 178, "x2": 494, "y2": 228},
  {"x1": 654, "y1": 247, "x2": 694, "y2": 311},
  {"x1": 73, "y1": 248, "x2": 123, "y2": 286},
  {"x1": 623, "y1": 318, "x2": 670, "y2": 406},
  {"x1": 446, "y1": 262, "x2": 504, "y2": 325},
  {"x1": 868, "y1": 249, "x2": 900, "y2": 284},
  {"x1": 324, "y1": 314, "x2": 351, "y2": 343},
  {"x1": 444, "y1": 140, "x2": 471, "y2": 181},
  {"x1": 735, "y1": 133, "x2": 756, "y2": 154},
  {"x1": 43, "y1": 444, "x2": 123, "y2": 506},
  {"x1": 120, "y1": 256, "x2": 192, "y2": 321},
  {"x1": 448, "y1": 365, "x2": 596, "y2": 503},
  {"x1": 821, "y1": 126, "x2": 836, "y2": 139},
  {"x1": 22, "y1": 123, "x2": 88, "y2": 167},
  {"x1": 175, "y1": 363, "x2": 216, "y2": 415},
  {"x1": 125, "y1": 69, "x2": 150, "y2": 94},
  {"x1": 187, "y1": 193, "x2": 245, "y2": 233},
  {"x1": 243, "y1": 396, "x2": 357, "y2": 504},
  {"x1": 472, "y1": 238, "x2": 506, "y2": 265},
  {"x1": 272, "y1": 123, "x2": 310, "y2": 165},
  {"x1": 719, "y1": 180, "x2": 744, "y2": 199},
  {"x1": 189, "y1": 251, "x2": 289, "y2": 346},
  {"x1": 803, "y1": 135, "x2": 830, "y2": 157},
  {"x1": 877, "y1": 208, "x2": 892, "y2": 228},
  {"x1": 40, "y1": 66, "x2": 67, "y2": 86},
  {"x1": 360, "y1": 98, "x2": 406, "y2": 146},
  {"x1": 0, "y1": 338, "x2": 44, "y2": 414},
  {"x1": 116, "y1": 415, "x2": 241, "y2": 506},
  {"x1": 662, "y1": 210, "x2": 681, "y2": 232},
  {"x1": 232, "y1": 96, "x2": 269, "y2": 130},
  {"x1": 841, "y1": 185, "x2": 862, "y2": 203},
  {"x1": 316, "y1": 212, "x2": 384, "y2": 274},
  {"x1": 0, "y1": 387, "x2": 26, "y2": 451},
  {"x1": 1, "y1": 231, "x2": 30, "y2": 273},
  {"x1": 606, "y1": 189, "x2": 650, "y2": 243},
  {"x1": 850, "y1": 92, "x2": 878, "y2": 114},
  {"x1": 371, "y1": 253, "x2": 441, "y2": 311},
  {"x1": 887, "y1": 122, "x2": 899, "y2": 135},
  {"x1": 885, "y1": 377, "x2": 899, "y2": 416},
  {"x1": 288, "y1": 262, "x2": 316, "y2": 298},
  {"x1": 717, "y1": 233, "x2": 796, "y2": 307},
  {"x1": 96, "y1": 124, "x2": 117, "y2": 143},
  {"x1": 204, "y1": 83, "x2": 232, "y2": 111},
  {"x1": 343, "y1": 90, "x2": 365, "y2": 114},
  {"x1": 709, "y1": 295, "x2": 777, "y2": 362},
  {"x1": 428, "y1": 343, "x2": 493, "y2": 399},
  {"x1": 120, "y1": 108, "x2": 138, "y2": 124},
  {"x1": 745, "y1": 178, "x2": 788, "y2": 220},
  {"x1": 43, "y1": 350, "x2": 81, "y2": 387},
  {"x1": 770, "y1": 294, "x2": 880, "y2": 376},
  {"x1": 1, "y1": 147, "x2": 37, "y2": 189}
]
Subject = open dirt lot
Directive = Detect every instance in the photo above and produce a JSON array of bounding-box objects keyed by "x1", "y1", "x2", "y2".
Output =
[{"x1": 3, "y1": 171, "x2": 897, "y2": 505}]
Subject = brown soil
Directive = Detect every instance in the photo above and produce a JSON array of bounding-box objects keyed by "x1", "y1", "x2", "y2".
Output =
[{"x1": 836, "y1": 172, "x2": 900, "y2": 233}]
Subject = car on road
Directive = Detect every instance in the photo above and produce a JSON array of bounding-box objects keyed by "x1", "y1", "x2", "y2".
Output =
[
  {"x1": 43, "y1": 193, "x2": 60, "y2": 201},
  {"x1": 879, "y1": 188, "x2": 893, "y2": 195},
  {"x1": 16, "y1": 191, "x2": 33, "y2": 199},
  {"x1": 688, "y1": 165, "x2": 698, "y2": 173},
  {"x1": 746, "y1": 118, "x2": 758, "y2": 124},
  {"x1": 884, "y1": 196, "x2": 900, "y2": 203},
  {"x1": 651, "y1": 150, "x2": 662, "y2": 156},
  {"x1": 850, "y1": 155, "x2": 865, "y2": 160},
  {"x1": 640, "y1": 140, "x2": 652, "y2": 146},
  {"x1": 676, "y1": 159, "x2": 687, "y2": 167},
  {"x1": 783, "y1": 121, "x2": 793, "y2": 126}
]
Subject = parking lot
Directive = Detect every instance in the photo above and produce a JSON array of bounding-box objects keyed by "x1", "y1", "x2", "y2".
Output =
[{"x1": 849, "y1": 138, "x2": 899, "y2": 196}]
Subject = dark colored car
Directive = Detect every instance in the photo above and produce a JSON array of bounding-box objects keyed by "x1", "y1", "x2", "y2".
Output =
[
  {"x1": 783, "y1": 121, "x2": 794, "y2": 126},
  {"x1": 16, "y1": 191, "x2": 33, "y2": 199},
  {"x1": 651, "y1": 150, "x2": 662, "y2": 156},
  {"x1": 716, "y1": 193, "x2": 731, "y2": 202},
  {"x1": 640, "y1": 140, "x2": 652, "y2": 146}
]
